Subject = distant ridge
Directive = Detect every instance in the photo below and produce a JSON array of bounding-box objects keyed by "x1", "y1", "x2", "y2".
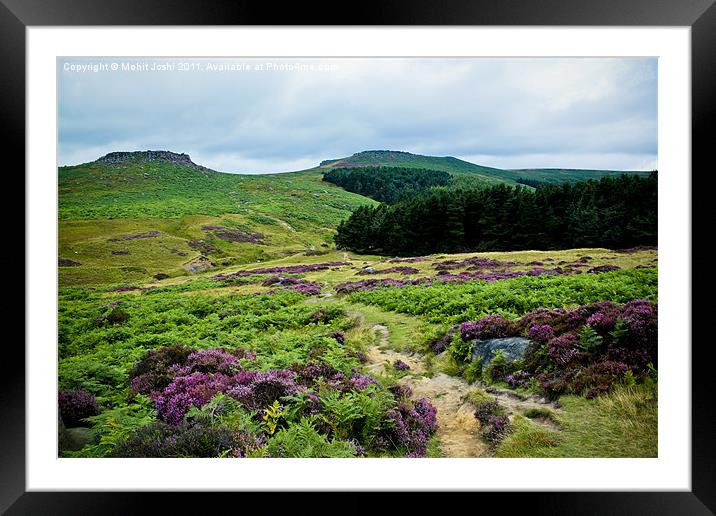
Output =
[
  {"x1": 96, "y1": 150, "x2": 214, "y2": 173},
  {"x1": 318, "y1": 149, "x2": 653, "y2": 185}
]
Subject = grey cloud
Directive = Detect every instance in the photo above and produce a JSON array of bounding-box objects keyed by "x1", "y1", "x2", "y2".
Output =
[{"x1": 59, "y1": 57, "x2": 657, "y2": 173}]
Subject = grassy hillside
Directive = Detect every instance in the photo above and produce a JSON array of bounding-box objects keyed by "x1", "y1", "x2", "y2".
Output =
[
  {"x1": 57, "y1": 150, "x2": 655, "y2": 286},
  {"x1": 318, "y1": 150, "x2": 653, "y2": 186},
  {"x1": 57, "y1": 151, "x2": 658, "y2": 459},
  {"x1": 320, "y1": 150, "x2": 512, "y2": 185},
  {"x1": 502, "y1": 167, "x2": 654, "y2": 184},
  {"x1": 59, "y1": 155, "x2": 373, "y2": 222},
  {"x1": 58, "y1": 152, "x2": 376, "y2": 286}
]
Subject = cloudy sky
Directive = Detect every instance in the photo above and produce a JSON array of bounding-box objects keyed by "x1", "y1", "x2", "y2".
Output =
[{"x1": 58, "y1": 57, "x2": 657, "y2": 173}]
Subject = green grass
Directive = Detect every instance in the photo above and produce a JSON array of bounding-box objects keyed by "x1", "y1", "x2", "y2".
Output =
[
  {"x1": 496, "y1": 382, "x2": 658, "y2": 457},
  {"x1": 59, "y1": 159, "x2": 375, "y2": 222},
  {"x1": 339, "y1": 301, "x2": 436, "y2": 353},
  {"x1": 58, "y1": 157, "x2": 378, "y2": 286},
  {"x1": 462, "y1": 387, "x2": 496, "y2": 406},
  {"x1": 346, "y1": 267, "x2": 658, "y2": 323}
]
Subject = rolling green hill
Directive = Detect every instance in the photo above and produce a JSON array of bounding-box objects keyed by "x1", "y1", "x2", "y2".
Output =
[
  {"x1": 319, "y1": 150, "x2": 512, "y2": 185},
  {"x1": 318, "y1": 150, "x2": 653, "y2": 186},
  {"x1": 58, "y1": 151, "x2": 376, "y2": 286},
  {"x1": 58, "y1": 149, "x2": 654, "y2": 286}
]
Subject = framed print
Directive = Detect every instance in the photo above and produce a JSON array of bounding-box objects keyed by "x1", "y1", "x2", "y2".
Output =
[{"x1": 4, "y1": 0, "x2": 714, "y2": 513}]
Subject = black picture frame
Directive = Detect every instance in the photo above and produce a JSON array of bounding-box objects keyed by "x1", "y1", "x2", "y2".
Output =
[{"x1": 4, "y1": 0, "x2": 713, "y2": 513}]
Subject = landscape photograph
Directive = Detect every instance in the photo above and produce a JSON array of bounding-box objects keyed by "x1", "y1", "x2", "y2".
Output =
[{"x1": 57, "y1": 57, "x2": 658, "y2": 459}]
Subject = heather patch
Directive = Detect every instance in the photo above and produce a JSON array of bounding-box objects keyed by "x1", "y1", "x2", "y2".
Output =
[
  {"x1": 108, "y1": 230, "x2": 161, "y2": 242},
  {"x1": 188, "y1": 240, "x2": 221, "y2": 255},
  {"x1": 433, "y1": 256, "x2": 508, "y2": 271},
  {"x1": 213, "y1": 228, "x2": 266, "y2": 244},
  {"x1": 386, "y1": 256, "x2": 430, "y2": 263},
  {"x1": 59, "y1": 389, "x2": 99, "y2": 427},
  {"x1": 59, "y1": 289, "x2": 437, "y2": 458},
  {"x1": 588, "y1": 264, "x2": 621, "y2": 274},
  {"x1": 336, "y1": 264, "x2": 629, "y2": 294},
  {"x1": 473, "y1": 400, "x2": 511, "y2": 445},
  {"x1": 357, "y1": 266, "x2": 420, "y2": 275},
  {"x1": 453, "y1": 300, "x2": 657, "y2": 399},
  {"x1": 214, "y1": 261, "x2": 351, "y2": 281},
  {"x1": 346, "y1": 268, "x2": 657, "y2": 323},
  {"x1": 59, "y1": 258, "x2": 81, "y2": 267},
  {"x1": 260, "y1": 275, "x2": 323, "y2": 296}
]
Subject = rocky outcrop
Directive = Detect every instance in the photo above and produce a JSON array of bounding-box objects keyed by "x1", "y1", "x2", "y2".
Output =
[
  {"x1": 183, "y1": 256, "x2": 214, "y2": 273},
  {"x1": 96, "y1": 151, "x2": 213, "y2": 172},
  {"x1": 471, "y1": 337, "x2": 530, "y2": 366}
]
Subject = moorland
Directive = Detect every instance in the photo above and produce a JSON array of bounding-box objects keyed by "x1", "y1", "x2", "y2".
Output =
[{"x1": 58, "y1": 150, "x2": 658, "y2": 458}]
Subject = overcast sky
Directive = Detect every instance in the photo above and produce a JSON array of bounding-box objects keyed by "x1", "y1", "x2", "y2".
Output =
[{"x1": 58, "y1": 57, "x2": 657, "y2": 173}]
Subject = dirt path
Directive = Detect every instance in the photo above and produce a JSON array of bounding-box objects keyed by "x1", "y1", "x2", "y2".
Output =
[
  {"x1": 367, "y1": 324, "x2": 487, "y2": 457},
  {"x1": 364, "y1": 325, "x2": 426, "y2": 375},
  {"x1": 363, "y1": 323, "x2": 560, "y2": 457}
]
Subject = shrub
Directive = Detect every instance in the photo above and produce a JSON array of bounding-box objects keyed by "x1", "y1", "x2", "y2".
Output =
[
  {"x1": 378, "y1": 397, "x2": 438, "y2": 457},
  {"x1": 58, "y1": 389, "x2": 99, "y2": 427},
  {"x1": 328, "y1": 331, "x2": 345, "y2": 344},
  {"x1": 429, "y1": 328, "x2": 455, "y2": 354},
  {"x1": 463, "y1": 360, "x2": 483, "y2": 384},
  {"x1": 227, "y1": 369, "x2": 300, "y2": 411},
  {"x1": 473, "y1": 400, "x2": 511, "y2": 444},
  {"x1": 574, "y1": 361, "x2": 631, "y2": 398},
  {"x1": 518, "y1": 307, "x2": 571, "y2": 334},
  {"x1": 171, "y1": 348, "x2": 243, "y2": 376},
  {"x1": 112, "y1": 421, "x2": 236, "y2": 458},
  {"x1": 460, "y1": 315, "x2": 517, "y2": 341},
  {"x1": 94, "y1": 307, "x2": 130, "y2": 327},
  {"x1": 319, "y1": 385, "x2": 394, "y2": 444},
  {"x1": 154, "y1": 372, "x2": 237, "y2": 425},
  {"x1": 265, "y1": 417, "x2": 356, "y2": 458},
  {"x1": 231, "y1": 431, "x2": 268, "y2": 457},
  {"x1": 585, "y1": 302, "x2": 621, "y2": 333},
  {"x1": 617, "y1": 299, "x2": 658, "y2": 364},
  {"x1": 527, "y1": 324, "x2": 555, "y2": 344},
  {"x1": 129, "y1": 344, "x2": 194, "y2": 395},
  {"x1": 484, "y1": 415, "x2": 511, "y2": 443},
  {"x1": 474, "y1": 400, "x2": 505, "y2": 426},
  {"x1": 449, "y1": 332, "x2": 474, "y2": 364},
  {"x1": 546, "y1": 333, "x2": 583, "y2": 367},
  {"x1": 505, "y1": 370, "x2": 531, "y2": 389},
  {"x1": 388, "y1": 384, "x2": 413, "y2": 400},
  {"x1": 308, "y1": 306, "x2": 344, "y2": 325},
  {"x1": 393, "y1": 360, "x2": 411, "y2": 371},
  {"x1": 483, "y1": 349, "x2": 515, "y2": 383},
  {"x1": 578, "y1": 325, "x2": 604, "y2": 354}
]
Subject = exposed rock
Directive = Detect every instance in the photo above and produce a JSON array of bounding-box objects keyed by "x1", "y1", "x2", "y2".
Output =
[
  {"x1": 471, "y1": 337, "x2": 531, "y2": 366},
  {"x1": 96, "y1": 150, "x2": 213, "y2": 173},
  {"x1": 183, "y1": 256, "x2": 214, "y2": 273}
]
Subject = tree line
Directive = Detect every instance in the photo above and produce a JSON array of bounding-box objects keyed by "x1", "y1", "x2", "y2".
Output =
[
  {"x1": 322, "y1": 166, "x2": 452, "y2": 203},
  {"x1": 334, "y1": 172, "x2": 657, "y2": 255}
]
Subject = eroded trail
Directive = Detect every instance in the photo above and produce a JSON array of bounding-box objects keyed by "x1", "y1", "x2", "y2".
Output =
[
  {"x1": 364, "y1": 323, "x2": 560, "y2": 457},
  {"x1": 367, "y1": 324, "x2": 488, "y2": 457}
]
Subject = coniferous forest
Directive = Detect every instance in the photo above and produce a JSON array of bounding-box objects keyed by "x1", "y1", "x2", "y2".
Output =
[
  {"x1": 334, "y1": 173, "x2": 657, "y2": 255},
  {"x1": 323, "y1": 166, "x2": 452, "y2": 203}
]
